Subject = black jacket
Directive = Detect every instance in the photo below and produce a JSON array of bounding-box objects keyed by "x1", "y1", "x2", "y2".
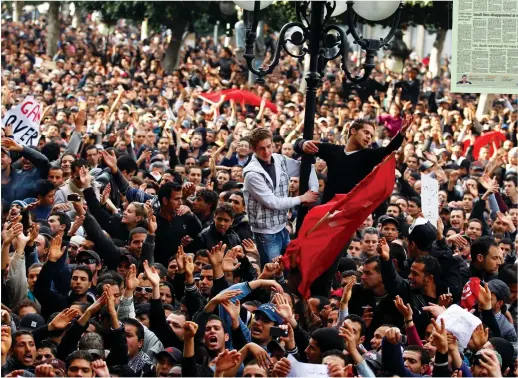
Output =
[
  {"x1": 33, "y1": 260, "x2": 96, "y2": 321},
  {"x1": 154, "y1": 213, "x2": 202, "y2": 266},
  {"x1": 192, "y1": 223, "x2": 241, "y2": 252},
  {"x1": 232, "y1": 213, "x2": 253, "y2": 241},
  {"x1": 294, "y1": 133, "x2": 403, "y2": 204},
  {"x1": 349, "y1": 285, "x2": 404, "y2": 347},
  {"x1": 380, "y1": 258, "x2": 436, "y2": 338},
  {"x1": 82, "y1": 212, "x2": 154, "y2": 271}
]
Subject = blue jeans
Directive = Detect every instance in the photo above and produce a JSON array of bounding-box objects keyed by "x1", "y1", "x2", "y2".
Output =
[{"x1": 255, "y1": 228, "x2": 290, "y2": 266}]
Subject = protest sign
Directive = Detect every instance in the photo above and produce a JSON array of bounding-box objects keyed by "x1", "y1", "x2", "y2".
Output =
[
  {"x1": 437, "y1": 304, "x2": 482, "y2": 349},
  {"x1": 1, "y1": 96, "x2": 42, "y2": 147},
  {"x1": 287, "y1": 354, "x2": 328, "y2": 377},
  {"x1": 421, "y1": 174, "x2": 439, "y2": 226}
]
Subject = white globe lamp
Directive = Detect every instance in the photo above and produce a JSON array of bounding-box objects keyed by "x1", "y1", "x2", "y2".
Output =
[
  {"x1": 233, "y1": 1, "x2": 273, "y2": 11},
  {"x1": 352, "y1": 1, "x2": 400, "y2": 21}
]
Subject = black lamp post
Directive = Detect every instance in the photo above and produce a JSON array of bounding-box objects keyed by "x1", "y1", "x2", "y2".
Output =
[{"x1": 235, "y1": 1, "x2": 403, "y2": 230}]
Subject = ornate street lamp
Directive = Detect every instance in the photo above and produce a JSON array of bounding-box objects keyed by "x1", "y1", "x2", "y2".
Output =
[{"x1": 234, "y1": 1, "x2": 403, "y2": 230}]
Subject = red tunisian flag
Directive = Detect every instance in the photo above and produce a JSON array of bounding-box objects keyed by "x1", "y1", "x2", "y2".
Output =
[
  {"x1": 462, "y1": 131, "x2": 506, "y2": 160},
  {"x1": 283, "y1": 154, "x2": 397, "y2": 298},
  {"x1": 199, "y1": 89, "x2": 278, "y2": 113}
]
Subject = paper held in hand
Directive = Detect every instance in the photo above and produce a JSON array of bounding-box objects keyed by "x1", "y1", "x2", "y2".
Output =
[
  {"x1": 437, "y1": 304, "x2": 482, "y2": 349},
  {"x1": 2, "y1": 96, "x2": 42, "y2": 147},
  {"x1": 287, "y1": 354, "x2": 328, "y2": 377},
  {"x1": 421, "y1": 174, "x2": 439, "y2": 227}
]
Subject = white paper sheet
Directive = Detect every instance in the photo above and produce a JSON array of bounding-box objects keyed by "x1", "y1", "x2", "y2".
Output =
[
  {"x1": 287, "y1": 354, "x2": 329, "y2": 377},
  {"x1": 421, "y1": 174, "x2": 439, "y2": 227},
  {"x1": 437, "y1": 304, "x2": 482, "y2": 349}
]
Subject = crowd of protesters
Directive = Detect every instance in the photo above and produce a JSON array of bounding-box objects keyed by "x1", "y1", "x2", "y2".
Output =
[{"x1": 1, "y1": 7, "x2": 517, "y2": 378}]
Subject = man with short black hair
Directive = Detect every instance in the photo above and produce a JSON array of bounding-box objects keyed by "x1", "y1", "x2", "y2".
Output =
[
  {"x1": 34, "y1": 259, "x2": 95, "y2": 320},
  {"x1": 2, "y1": 330, "x2": 37, "y2": 375},
  {"x1": 194, "y1": 203, "x2": 241, "y2": 251},
  {"x1": 123, "y1": 318, "x2": 153, "y2": 374},
  {"x1": 193, "y1": 189, "x2": 218, "y2": 229},
  {"x1": 155, "y1": 182, "x2": 202, "y2": 265},
  {"x1": 65, "y1": 350, "x2": 94, "y2": 377},
  {"x1": 461, "y1": 236, "x2": 503, "y2": 284},
  {"x1": 229, "y1": 191, "x2": 253, "y2": 241}
]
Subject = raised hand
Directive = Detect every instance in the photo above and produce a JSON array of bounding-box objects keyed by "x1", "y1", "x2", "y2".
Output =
[
  {"x1": 208, "y1": 242, "x2": 226, "y2": 267},
  {"x1": 75, "y1": 109, "x2": 87, "y2": 132},
  {"x1": 327, "y1": 362, "x2": 346, "y2": 378},
  {"x1": 470, "y1": 324, "x2": 489, "y2": 351},
  {"x1": 339, "y1": 322, "x2": 357, "y2": 353},
  {"x1": 1, "y1": 137, "x2": 23, "y2": 152},
  {"x1": 143, "y1": 260, "x2": 161, "y2": 287},
  {"x1": 100, "y1": 150, "x2": 117, "y2": 173},
  {"x1": 271, "y1": 357, "x2": 291, "y2": 378},
  {"x1": 477, "y1": 349, "x2": 502, "y2": 378},
  {"x1": 247, "y1": 343, "x2": 273, "y2": 371},
  {"x1": 340, "y1": 276, "x2": 355, "y2": 308},
  {"x1": 214, "y1": 349, "x2": 242, "y2": 375},
  {"x1": 496, "y1": 211, "x2": 515, "y2": 231},
  {"x1": 260, "y1": 262, "x2": 279, "y2": 279},
  {"x1": 221, "y1": 299, "x2": 241, "y2": 326},
  {"x1": 384, "y1": 327, "x2": 402, "y2": 345},
  {"x1": 100, "y1": 184, "x2": 111, "y2": 205},
  {"x1": 184, "y1": 254, "x2": 195, "y2": 276},
  {"x1": 1, "y1": 325, "x2": 12, "y2": 354},
  {"x1": 78, "y1": 166, "x2": 91, "y2": 188},
  {"x1": 85, "y1": 293, "x2": 107, "y2": 317},
  {"x1": 438, "y1": 293, "x2": 453, "y2": 308},
  {"x1": 422, "y1": 302, "x2": 446, "y2": 318},
  {"x1": 91, "y1": 359, "x2": 110, "y2": 378},
  {"x1": 242, "y1": 239, "x2": 258, "y2": 255},
  {"x1": 35, "y1": 363, "x2": 56, "y2": 377},
  {"x1": 423, "y1": 151, "x2": 438, "y2": 165},
  {"x1": 148, "y1": 214, "x2": 157, "y2": 235},
  {"x1": 400, "y1": 113, "x2": 413, "y2": 134},
  {"x1": 48, "y1": 308, "x2": 80, "y2": 331},
  {"x1": 222, "y1": 249, "x2": 241, "y2": 272},
  {"x1": 431, "y1": 318, "x2": 448, "y2": 354},
  {"x1": 104, "y1": 284, "x2": 116, "y2": 313},
  {"x1": 2, "y1": 222, "x2": 23, "y2": 245},
  {"x1": 183, "y1": 321, "x2": 199, "y2": 340},
  {"x1": 447, "y1": 234, "x2": 469, "y2": 248},
  {"x1": 378, "y1": 237, "x2": 390, "y2": 261},
  {"x1": 394, "y1": 295, "x2": 413, "y2": 321},
  {"x1": 272, "y1": 293, "x2": 294, "y2": 322},
  {"x1": 125, "y1": 264, "x2": 139, "y2": 292},
  {"x1": 68, "y1": 215, "x2": 85, "y2": 236},
  {"x1": 176, "y1": 245, "x2": 186, "y2": 273},
  {"x1": 212, "y1": 289, "x2": 242, "y2": 305},
  {"x1": 47, "y1": 235, "x2": 64, "y2": 262},
  {"x1": 477, "y1": 282, "x2": 492, "y2": 311}
]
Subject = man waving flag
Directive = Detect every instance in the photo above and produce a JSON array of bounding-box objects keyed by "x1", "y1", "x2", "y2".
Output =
[{"x1": 283, "y1": 154, "x2": 397, "y2": 298}]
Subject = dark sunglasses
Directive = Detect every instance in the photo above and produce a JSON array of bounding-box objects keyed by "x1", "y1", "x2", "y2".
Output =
[
  {"x1": 135, "y1": 286, "x2": 153, "y2": 294},
  {"x1": 78, "y1": 258, "x2": 97, "y2": 265}
]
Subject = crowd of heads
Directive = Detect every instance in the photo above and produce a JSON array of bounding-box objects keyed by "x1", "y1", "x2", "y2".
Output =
[{"x1": 1, "y1": 6, "x2": 517, "y2": 378}]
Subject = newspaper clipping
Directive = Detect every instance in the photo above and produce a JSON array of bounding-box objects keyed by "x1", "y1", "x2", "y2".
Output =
[{"x1": 451, "y1": 0, "x2": 518, "y2": 94}]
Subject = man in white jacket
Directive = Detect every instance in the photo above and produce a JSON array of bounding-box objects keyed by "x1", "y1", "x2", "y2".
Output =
[{"x1": 244, "y1": 128, "x2": 318, "y2": 265}]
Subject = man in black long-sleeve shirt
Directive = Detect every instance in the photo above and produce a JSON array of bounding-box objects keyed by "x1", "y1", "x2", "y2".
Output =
[
  {"x1": 294, "y1": 117, "x2": 411, "y2": 296},
  {"x1": 294, "y1": 117, "x2": 411, "y2": 204},
  {"x1": 155, "y1": 182, "x2": 202, "y2": 266}
]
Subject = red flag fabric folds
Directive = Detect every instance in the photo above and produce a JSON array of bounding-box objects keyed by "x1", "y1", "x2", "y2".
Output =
[
  {"x1": 199, "y1": 89, "x2": 278, "y2": 113},
  {"x1": 283, "y1": 154, "x2": 397, "y2": 298},
  {"x1": 461, "y1": 131, "x2": 506, "y2": 160}
]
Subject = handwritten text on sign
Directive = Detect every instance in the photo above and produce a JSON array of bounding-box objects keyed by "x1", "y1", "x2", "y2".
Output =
[
  {"x1": 1, "y1": 96, "x2": 42, "y2": 147},
  {"x1": 421, "y1": 174, "x2": 439, "y2": 227}
]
